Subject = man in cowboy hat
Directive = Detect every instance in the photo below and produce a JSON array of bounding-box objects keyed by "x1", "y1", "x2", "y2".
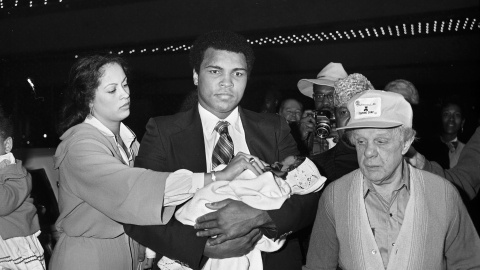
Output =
[
  {"x1": 304, "y1": 90, "x2": 480, "y2": 270},
  {"x1": 310, "y1": 73, "x2": 375, "y2": 182},
  {"x1": 297, "y1": 63, "x2": 348, "y2": 155}
]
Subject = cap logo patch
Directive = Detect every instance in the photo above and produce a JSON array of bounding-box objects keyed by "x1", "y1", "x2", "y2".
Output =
[{"x1": 354, "y1": 97, "x2": 381, "y2": 119}]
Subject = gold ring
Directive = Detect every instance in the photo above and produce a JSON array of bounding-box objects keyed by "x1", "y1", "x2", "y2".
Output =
[{"x1": 249, "y1": 158, "x2": 255, "y2": 163}]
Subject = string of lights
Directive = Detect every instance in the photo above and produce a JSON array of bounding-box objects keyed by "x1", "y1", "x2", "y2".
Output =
[
  {"x1": 0, "y1": 0, "x2": 63, "y2": 9},
  {"x1": 78, "y1": 16, "x2": 478, "y2": 59},
  {"x1": 1, "y1": 2, "x2": 477, "y2": 60}
]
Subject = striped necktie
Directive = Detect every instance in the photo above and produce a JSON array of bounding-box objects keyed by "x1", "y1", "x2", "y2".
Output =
[{"x1": 212, "y1": 121, "x2": 234, "y2": 169}]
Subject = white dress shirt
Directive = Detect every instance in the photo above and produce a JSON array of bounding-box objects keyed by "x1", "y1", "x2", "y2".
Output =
[{"x1": 198, "y1": 104, "x2": 250, "y2": 172}]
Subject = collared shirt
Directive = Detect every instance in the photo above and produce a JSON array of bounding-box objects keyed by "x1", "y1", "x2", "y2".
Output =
[
  {"x1": 85, "y1": 116, "x2": 135, "y2": 165},
  {"x1": 363, "y1": 162, "x2": 410, "y2": 268},
  {"x1": 441, "y1": 136, "x2": 465, "y2": 168},
  {"x1": 84, "y1": 115, "x2": 203, "y2": 207},
  {"x1": 198, "y1": 104, "x2": 250, "y2": 172}
]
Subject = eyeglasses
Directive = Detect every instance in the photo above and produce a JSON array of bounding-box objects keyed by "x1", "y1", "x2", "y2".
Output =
[{"x1": 312, "y1": 94, "x2": 334, "y2": 100}]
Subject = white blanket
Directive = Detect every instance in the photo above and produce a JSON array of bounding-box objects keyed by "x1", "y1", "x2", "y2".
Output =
[{"x1": 159, "y1": 158, "x2": 326, "y2": 270}]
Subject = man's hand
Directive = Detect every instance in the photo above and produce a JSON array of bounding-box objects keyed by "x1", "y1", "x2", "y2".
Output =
[
  {"x1": 404, "y1": 146, "x2": 426, "y2": 169},
  {"x1": 215, "y1": 152, "x2": 265, "y2": 181},
  {"x1": 314, "y1": 137, "x2": 330, "y2": 154},
  {"x1": 203, "y1": 228, "x2": 263, "y2": 259},
  {"x1": 195, "y1": 199, "x2": 273, "y2": 245},
  {"x1": 299, "y1": 110, "x2": 315, "y2": 140}
]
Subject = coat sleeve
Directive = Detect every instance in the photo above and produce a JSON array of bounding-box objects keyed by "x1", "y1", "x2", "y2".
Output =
[
  {"x1": 303, "y1": 184, "x2": 339, "y2": 270},
  {"x1": 0, "y1": 163, "x2": 31, "y2": 216},
  {"x1": 444, "y1": 183, "x2": 480, "y2": 268},
  {"x1": 134, "y1": 118, "x2": 168, "y2": 171},
  {"x1": 266, "y1": 116, "x2": 321, "y2": 236},
  {"x1": 124, "y1": 117, "x2": 207, "y2": 270},
  {"x1": 423, "y1": 127, "x2": 480, "y2": 200},
  {"x1": 64, "y1": 137, "x2": 174, "y2": 225}
]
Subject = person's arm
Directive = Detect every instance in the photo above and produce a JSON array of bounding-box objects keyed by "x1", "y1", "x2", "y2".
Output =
[
  {"x1": 444, "y1": 185, "x2": 480, "y2": 268},
  {"x1": 0, "y1": 162, "x2": 31, "y2": 216},
  {"x1": 421, "y1": 127, "x2": 480, "y2": 200},
  {"x1": 64, "y1": 138, "x2": 174, "y2": 225},
  {"x1": 196, "y1": 115, "x2": 319, "y2": 242},
  {"x1": 268, "y1": 115, "x2": 320, "y2": 236},
  {"x1": 298, "y1": 110, "x2": 315, "y2": 153},
  {"x1": 126, "y1": 118, "x2": 263, "y2": 268},
  {"x1": 303, "y1": 185, "x2": 339, "y2": 270}
]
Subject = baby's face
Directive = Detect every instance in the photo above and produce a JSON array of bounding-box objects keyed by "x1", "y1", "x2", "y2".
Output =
[{"x1": 279, "y1": 156, "x2": 298, "y2": 171}]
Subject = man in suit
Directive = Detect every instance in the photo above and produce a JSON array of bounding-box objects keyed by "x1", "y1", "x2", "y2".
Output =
[{"x1": 124, "y1": 30, "x2": 319, "y2": 270}]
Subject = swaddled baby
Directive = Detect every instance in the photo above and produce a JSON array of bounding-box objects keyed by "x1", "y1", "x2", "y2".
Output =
[{"x1": 158, "y1": 156, "x2": 326, "y2": 270}]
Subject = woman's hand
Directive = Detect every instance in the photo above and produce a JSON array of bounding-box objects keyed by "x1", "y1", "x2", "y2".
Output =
[{"x1": 215, "y1": 152, "x2": 266, "y2": 181}]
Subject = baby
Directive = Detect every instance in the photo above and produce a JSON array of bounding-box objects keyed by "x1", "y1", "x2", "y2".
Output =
[
  {"x1": 0, "y1": 107, "x2": 45, "y2": 270},
  {"x1": 157, "y1": 156, "x2": 326, "y2": 270}
]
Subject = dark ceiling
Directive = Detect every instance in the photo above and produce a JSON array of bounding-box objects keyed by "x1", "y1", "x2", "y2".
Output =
[{"x1": 0, "y1": 0, "x2": 479, "y2": 146}]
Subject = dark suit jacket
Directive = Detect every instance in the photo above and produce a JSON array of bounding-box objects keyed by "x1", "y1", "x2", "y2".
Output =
[{"x1": 124, "y1": 106, "x2": 320, "y2": 270}]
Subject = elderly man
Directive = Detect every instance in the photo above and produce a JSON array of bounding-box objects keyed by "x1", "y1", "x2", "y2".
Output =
[
  {"x1": 297, "y1": 63, "x2": 348, "y2": 155},
  {"x1": 304, "y1": 90, "x2": 480, "y2": 270}
]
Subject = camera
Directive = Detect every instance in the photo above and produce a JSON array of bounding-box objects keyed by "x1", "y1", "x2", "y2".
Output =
[{"x1": 312, "y1": 110, "x2": 333, "y2": 139}]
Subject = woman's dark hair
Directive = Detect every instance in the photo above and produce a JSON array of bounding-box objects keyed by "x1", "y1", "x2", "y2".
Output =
[
  {"x1": 189, "y1": 30, "x2": 255, "y2": 74},
  {"x1": 57, "y1": 55, "x2": 128, "y2": 135},
  {"x1": 0, "y1": 106, "x2": 13, "y2": 140}
]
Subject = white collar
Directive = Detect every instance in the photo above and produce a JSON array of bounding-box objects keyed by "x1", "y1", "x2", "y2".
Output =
[
  {"x1": 84, "y1": 115, "x2": 136, "y2": 147},
  {"x1": 198, "y1": 104, "x2": 244, "y2": 135}
]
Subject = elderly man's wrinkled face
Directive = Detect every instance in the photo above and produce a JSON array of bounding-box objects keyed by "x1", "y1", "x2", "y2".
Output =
[{"x1": 352, "y1": 128, "x2": 412, "y2": 186}]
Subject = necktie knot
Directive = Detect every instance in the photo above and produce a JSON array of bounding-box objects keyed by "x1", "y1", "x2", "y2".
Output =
[
  {"x1": 447, "y1": 141, "x2": 458, "y2": 152},
  {"x1": 215, "y1": 121, "x2": 230, "y2": 134},
  {"x1": 212, "y1": 121, "x2": 234, "y2": 169}
]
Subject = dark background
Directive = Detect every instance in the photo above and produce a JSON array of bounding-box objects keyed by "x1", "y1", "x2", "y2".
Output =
[{"x1": 0, "y1": 0, "x2": 479, "y2": 148}]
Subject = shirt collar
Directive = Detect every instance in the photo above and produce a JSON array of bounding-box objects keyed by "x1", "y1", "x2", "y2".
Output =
[
  {"x1": 441, "y1": 136, "x2": 458, "y2": 144},
  {"x1": 84, "y1": 115, "x2": 136, "y2": 147},
  {"x1": 363, "y1": 160, "x2": 410, "y2": 198},
  {"x1": 198, "y1": 104, "x2": 243, "y2": 135}
]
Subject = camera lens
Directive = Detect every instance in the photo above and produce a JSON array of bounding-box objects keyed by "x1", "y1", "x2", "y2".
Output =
[{"x1": 314, "y1": 110, "x2": 332, "y2": 138}]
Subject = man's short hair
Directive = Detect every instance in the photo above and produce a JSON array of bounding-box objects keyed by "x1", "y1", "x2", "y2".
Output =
[
  {"x1": 189, "y1": 30, "x2": 255, "y2": 74},
  {"x1": 384, "y1": 79, "x2": 419, "y2": 105}
]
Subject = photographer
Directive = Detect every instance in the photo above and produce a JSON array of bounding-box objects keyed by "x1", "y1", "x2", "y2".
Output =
[{"x1": 297, "y1": 63, "x2": 348, "y2": 155}]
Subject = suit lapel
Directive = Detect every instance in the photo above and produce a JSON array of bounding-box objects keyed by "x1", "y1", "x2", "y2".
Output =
[
  {"x1": 240, "y1": 108, "x2": 276, "y2": 164},
  {"x1": 171, "y1": 106, "x2": 208, "y2": 172}
]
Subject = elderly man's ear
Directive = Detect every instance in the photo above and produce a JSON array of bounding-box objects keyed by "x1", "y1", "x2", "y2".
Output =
[{"x1": 401, "y1": 136, "x2": 415, "y2": 156}]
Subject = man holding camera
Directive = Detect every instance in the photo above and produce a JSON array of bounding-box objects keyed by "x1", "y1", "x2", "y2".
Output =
[
  {"x1": 297, "y1": 63, "x2": 348, "y2": 155},
  {"x1": 310, "y1": 73, "x2": 375, "y2": 182}
]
